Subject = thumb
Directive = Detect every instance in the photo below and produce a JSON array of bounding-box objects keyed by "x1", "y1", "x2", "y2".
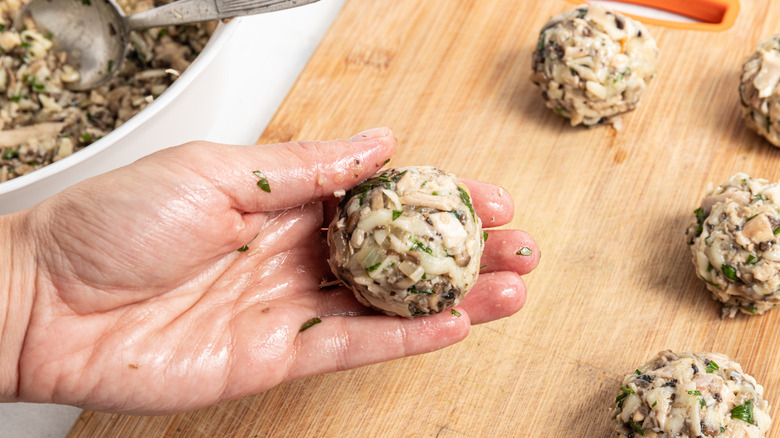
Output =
[{"x1": 192, "y1": 127, "x2": 396, "y2": 213}]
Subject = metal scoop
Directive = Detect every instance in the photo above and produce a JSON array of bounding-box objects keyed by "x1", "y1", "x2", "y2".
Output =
[{"x1": 14, "y1": 0, "x2": 320, "y2": 90}]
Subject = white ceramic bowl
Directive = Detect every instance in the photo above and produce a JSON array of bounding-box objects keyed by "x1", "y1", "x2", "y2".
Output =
[{"x1": 0, "y1": 19, "x2": 241, "y2": 214}]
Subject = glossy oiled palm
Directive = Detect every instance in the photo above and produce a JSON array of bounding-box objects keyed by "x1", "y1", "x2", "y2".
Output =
[{"x1": 7, "y1": 128, "x2": 538, "y2": 414}]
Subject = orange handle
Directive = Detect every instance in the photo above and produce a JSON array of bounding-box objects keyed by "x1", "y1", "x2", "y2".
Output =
[{"x1": 566, "y1": 0, "x2": 739, "y2": 31}]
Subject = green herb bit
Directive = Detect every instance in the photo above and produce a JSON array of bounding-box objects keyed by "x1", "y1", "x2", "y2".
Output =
[
  {"x1": 774, "y1": 225, "x2": 780, "y2": 235},
  {"x1": 651, "y1": 401, "x2": 657, "y2": 408},
  {"x1": 634, "y1": 369, "x2": 642, "y2": 375},
  {"x1": 694, "y1": 207, "x2": 706, "y2": 224},
  {"x1": 706, "y1": 263, "x2": 713, "y2": 272},
  {"x1": 754, "y1": 194, "x2": 765, "y2": 201},
  {"x1": 431, "y1": 191, "x2": 438, "y2": 196},
  {"x1": 0, "y1": 24, "x2": 5, "y2": 32},
  {"x1": 366, "y1": 262, "x2": 382, "y2": 273},
  {"x1": 80, "y1": 133, "x2": 92, "y2": 142},
  {"x1": 721, "y1": 264, "x2": 738, "y2": 281},
  {"x1": 555, "y1": 106, "x2": 564, "y2": 115},
  {"x1": 688, "y1": 390, "x2": 702, "y2": 396},
  {"x1": 237, "y1": 245, "x2": 249, "y2": 252},
  {"x1": 107, "y1": 60, "x2": 114, "y2": 73},
  {"x1": 615, "y1": 386, "x2": 634, "y2": 406},
  {"x1": 700, "y1": 398, "x2": 706, "y2": 408},
  {"x1": 730, "y1": 400, "x2": 755, "y2": 425},
  {"x1": 480, "y1": 264, "x2": 487, "y2": 270},
  {"x1": 252, "y1": 170, "x2": 271, "y2": 192},
  {"x1": 2, "y1": 148, "x2": 19, "y2": 160},
  {"x1": 392, "y1": 210, "x2": 402, "y2": 220},
  {"x1": 9, "y1": 95, "x2": 21, "y2": 103},
  {"x1": 408, "y1": 285, "x2": 434, "y2": 294},
  {"x1": 517, "y1": 247, "x2": 533, "y2": 256},
  {"x1": 536, "y1": 32, "x2": 546, "y2": 52},
  {"x1": 299, "y1": 317, "x2": 322, "y2": 332},
  {"x1": 703, "y1": 278, "x2": 721, "y2": 289},
  {"x1": 720, "y1": 427, "x2": 726, "y2": 433},
  {"x1": 458, "y1": 187, "x2": 475, "y2": 220},
  {"x1": 746, "y1": 213, "x2": 759, "y2": 221},
  {"x1": 706, "y1": 360, "x2": 719, "y2": 373},
  {"x1": 157, "y1": 28, "x2": 168, "y2": 38},
  {"x1": 450, "y1": 210, "x2": 464, "y2": 221},
  {"x1": 483, "y1": 231, "x2": 488, "y2": 242},
  {"x1": 409, "y1": 237, "x2": 433, "y2": 255},
  {"x1": 383, "y1": 158, "x2": 390, "y2": 165},
  {"x1": 628, "y1": 419, "x2": 644, "y2": 435},
  {"x1": 747, "y1": 307, "x2": 757, "y2": 314},
  {"x1": 451, "y1": 309, "x2": 461, "y2": 317},
  {"x1": 746, "y1": 255, "x2": 758, "y2": 265}
]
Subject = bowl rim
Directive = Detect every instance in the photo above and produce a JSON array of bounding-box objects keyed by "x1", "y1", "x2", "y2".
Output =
[{"x1": 0, "y1": 18, "x2": 240, "y2": 196}]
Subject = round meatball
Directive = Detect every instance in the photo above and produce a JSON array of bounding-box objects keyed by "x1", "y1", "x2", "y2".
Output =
[
  {"x1": 327, "y1": 166, "x2": 484, "y2": 318},
  {"x1": 531, "y1": 4, "x2": 658, "y2": 127},
  {"x1": 740, "y1": 35, "x2": 780, "y2": 146},
  {"x1": 685, "y1": 173, "x2": 780, "y2": 317},
  {"x1": 612, "y1": 351, "x2": 771, "y2": 437}
]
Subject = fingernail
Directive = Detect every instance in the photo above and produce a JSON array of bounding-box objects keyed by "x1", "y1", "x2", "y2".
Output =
[{"x1": 349, "y1": 127, "x2": 391, "y2": 142}]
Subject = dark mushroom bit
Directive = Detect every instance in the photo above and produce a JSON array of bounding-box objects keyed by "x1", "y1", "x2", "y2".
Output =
[
  {"x1": 531, "y1": 4, "x2": 658, "y2": 127},
  {"x1": 327, "y1": 166, "x2": 484, "y2": 318},
  {"x1": 685, "y1": 173, "x2": 780, "y2": 317},
  {"x1": 612, "y1": 351, "x2": 771, "y2": 437}
]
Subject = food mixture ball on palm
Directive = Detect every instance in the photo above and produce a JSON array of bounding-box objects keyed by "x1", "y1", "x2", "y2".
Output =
[
  {"x1": 685, "y1": 173, "x2": 780, "y2": 317},
  {"x1": 740, "y1": 35, "x2": 780, "y2": 146},
  {"x1": 531, "y1": 4, "x2": 658, "y2": 127},
  {"x1": 327, "y1": 166, "x2": 484, "y2": 318},
  {"x1": 612, "y1": 351, "x2": 771, "y2": 437}
]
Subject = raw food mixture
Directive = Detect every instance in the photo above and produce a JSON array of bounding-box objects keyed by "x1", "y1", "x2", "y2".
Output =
[
  {"x1": 0, "y1": 0, "x2": 215, "y2": 182},
  {"x1": 740, "y1": 34, "x2": 780, "y2": 147},
  {"x1": 327, "y1": 166, "x2": 484, "y2": 318},
  {"x1": 613, "y1": 351, "x2": 771, "y2": 437},
  {"x1": 685, "y1": 173, "x2": 780, "y2": 317},
  {"x1": 531, "y1": 4, "x2": 658, "y2": 127}
]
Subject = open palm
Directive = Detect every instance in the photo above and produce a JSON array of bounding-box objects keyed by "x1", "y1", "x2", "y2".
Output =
[{"x1": 11, "y1": 128, "x2": 538, "y2": 414}]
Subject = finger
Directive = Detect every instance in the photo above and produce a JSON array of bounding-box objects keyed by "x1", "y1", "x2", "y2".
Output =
[
  {"x1": 315, "y1": 287, "x2": 377, "y2": 317},
  {"x1": 461, "y1": 179, "x2": 514, "y2": 227},
  {"x1": 458, "y1": 271, "x2": 527, "y2": 325},
  {"x1": 177, "y1": 127, "x2": 396, "y2": 213},
  {"x1": 286, "y1": 311, "x2": 470, "y2": 381},
  {"x1": 480, "y1": 229, "x2": 540, "y2": 275}
]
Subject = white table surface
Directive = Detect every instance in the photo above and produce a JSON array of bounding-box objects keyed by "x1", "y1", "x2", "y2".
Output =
[{"x1": 0, "y1": 0, "x2": 345, "y2": 436}]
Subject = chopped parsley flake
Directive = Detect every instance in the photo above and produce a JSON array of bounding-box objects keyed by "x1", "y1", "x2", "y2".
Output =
[
  {"x1": 517, "y1": 247, "x2": 533, "y2": 256},
  {"x1": 721, "y1": 264, "x2": 738, "y2": 281},
  {"x1": 451, "y1": 309, "x2": 461, "y2": 317},
  {"x1": 480, "y1": 264, "x2": 487, "y2": 270},
  {"x1": 700, "y1": 398, "x2": 706, "y2": 408},
  {"x1": 253, "y1": 170, "x2": 271, "y2": 192},
  {"x1": 299, "y1": 317, "x2": 322, "y2": 332},
  {"x1": 483, "y1": 231, "x2": 488, "y2": 242},
  {"x1": 746, "y1": 255, "x2": 759, "y2": 265},
  {"x1": 383, "y1": 158, "x2": 390, "y2": 165},
  {"x1": 366, "y1": 262, "x2": 382, "y2": 273},
  {"x1": 107, "y1": 60, "x2": 114, "y2": 73},
  {"x1": 730, "y1": 400, "x2": 755, "y2": 425},
  {"x1": 747, "y1": 307, "x2": 757, "y2": 314},
  {"x1": 237, "y1": 245, "x2": 249, "y2": 252},
  {"x1": 628, "y1": 419, "x2": 644, "y2": 435},
  {"x1": 688, "y1": 390, "x2": 702, "y2": 396},
  {"x1": 706, "y1": 360, "x2": 719, "y2": 373},
  {"x1": 651, "y1": 401, "x2": 657, "y2": 408},
  {"x1": 2, "y1": 148, "x2": 19, "y2": 160},
  {"x1": 774, "y1": 225, "x2": 780, "y2": 235},
  {"x1": 634, "y1": 369, "x2": 641, "y2": 375},
  {"x1": 615, "y1": 386, "x2": 634, "y2": 406},
  {"x1": 392, "y1": 210, "x2": 402, "y2": 220},
  {"x1": 409, "y1": 237, "x2": 433, "y2": 254},
  {"x1": 408, "y1": 285, "x2": 434, "y2": 294},
  {"x1": 458, "y1": 187, "x2": 475, "y2": 220}
]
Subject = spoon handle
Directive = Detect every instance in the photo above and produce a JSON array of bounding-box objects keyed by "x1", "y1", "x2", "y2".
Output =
[{"x1": 125, "y1": 0, "x2": 320, "y2": 31}]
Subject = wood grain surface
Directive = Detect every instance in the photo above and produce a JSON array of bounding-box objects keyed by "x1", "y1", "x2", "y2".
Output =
[{"x1": 67, "y1": 0, "x2": 780, "y2": 436}]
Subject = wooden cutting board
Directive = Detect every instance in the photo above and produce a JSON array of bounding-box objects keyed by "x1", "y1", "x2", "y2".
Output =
[{"x1": 67, "y1": 0, "x2": 780, "y2": 436}]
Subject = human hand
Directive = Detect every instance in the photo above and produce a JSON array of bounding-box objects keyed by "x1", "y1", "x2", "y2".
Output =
[{"x1": 0, "y1": 127, "x2": 539, "y2": 414}]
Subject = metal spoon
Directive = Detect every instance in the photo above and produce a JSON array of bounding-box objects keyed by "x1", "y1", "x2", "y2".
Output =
[{"x1": 14, "y1": 0, "x2": 320, "y2": 90}]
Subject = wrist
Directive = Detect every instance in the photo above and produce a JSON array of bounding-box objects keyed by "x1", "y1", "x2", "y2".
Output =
[{"x1": 0, "y1": 210, "x2": 37, "y2": 402}]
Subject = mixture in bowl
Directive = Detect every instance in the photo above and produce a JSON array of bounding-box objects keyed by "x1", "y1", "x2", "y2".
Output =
[{"x1": 0, "y1": 0, "x2": 215, "y2": 182}]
